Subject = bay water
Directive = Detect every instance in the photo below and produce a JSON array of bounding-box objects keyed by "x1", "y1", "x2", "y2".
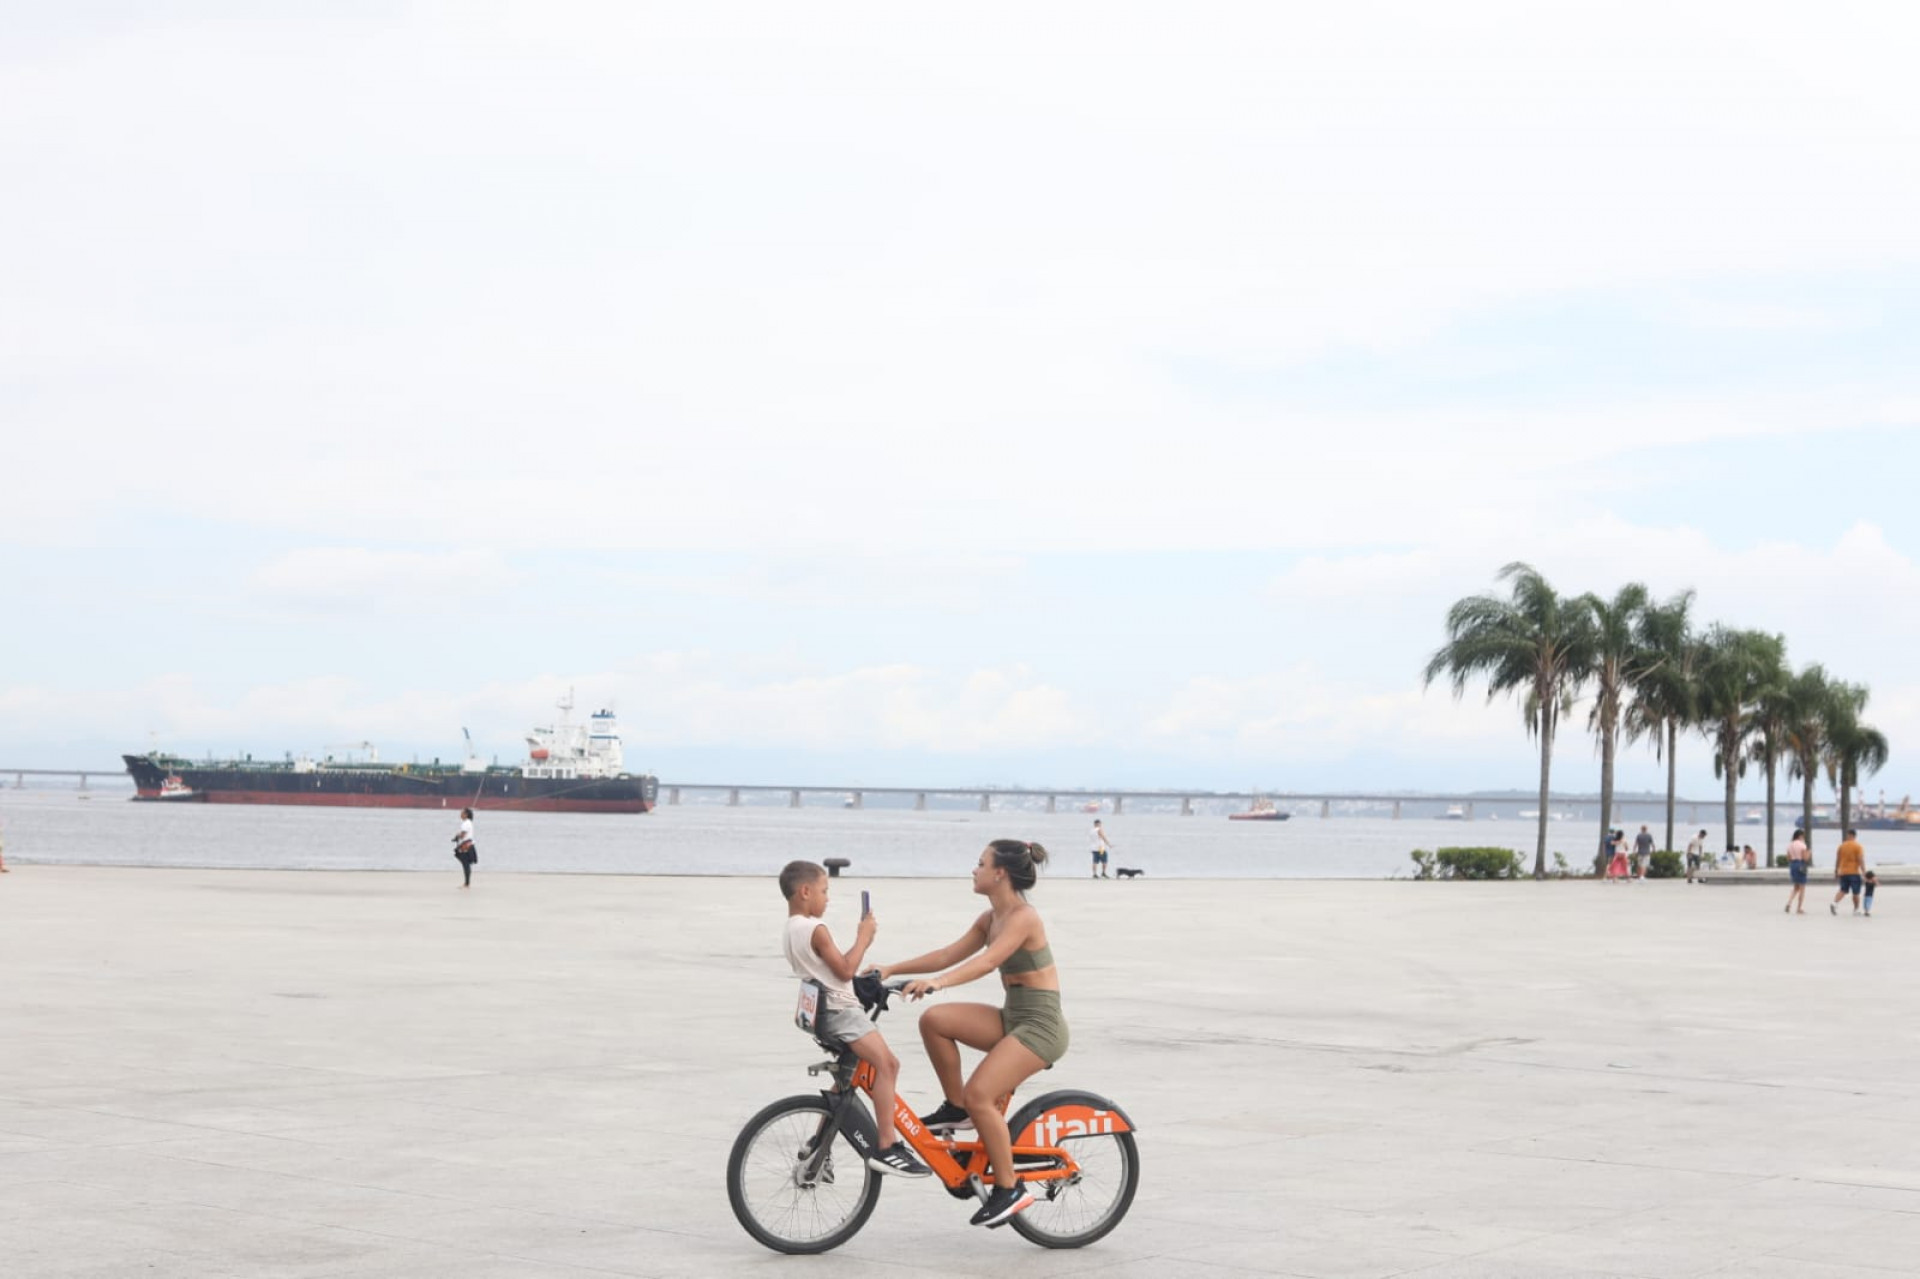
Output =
[{"x1": 5, "y1": 785, "x2": 1915, "y2": 879}]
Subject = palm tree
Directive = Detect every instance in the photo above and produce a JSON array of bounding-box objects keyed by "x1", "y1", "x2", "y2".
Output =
[
  {"x1": 1624, "y1": 590, "x2": 1698, "y2": 855},
  {"x1": 1783, "y1": 664, "x2": 1836, "y2": 858},
  {"x1": 1824, "y1": 683, "x2": 1890, "y2": 835},
  {"x1": 1744, "y1": 647, "x2": 1795, "y2": 866},
  {"x1": 1425, "y1": 563, "x2": 1597, "y2": 879},
  {"x1": 1696, "y1": 627, "x2": 1786, "y2": 853},
  {"x1": 1579, "y1": 583, "x2": 1652, "y2": 858}
]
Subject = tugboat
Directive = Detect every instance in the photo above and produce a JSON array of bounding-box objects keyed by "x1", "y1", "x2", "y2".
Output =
[
  {"x1": 1229, "y1": 797, "x2": 1290, "y2": 822},
  {"x1": 153, "y1": 774, "x2": 203, "y2": 802},
  {"x1": 125, "y1": 692, "x2": 657, "y2": 813}
]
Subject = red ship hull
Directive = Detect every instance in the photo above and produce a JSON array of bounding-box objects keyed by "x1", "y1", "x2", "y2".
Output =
[{"x1": 132, "y1": 789, "x2": 654, "y2": 814}]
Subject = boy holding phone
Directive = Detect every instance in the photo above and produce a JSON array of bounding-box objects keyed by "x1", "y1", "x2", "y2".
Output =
[{"x1": 778, "y1": 861, "x2": 929, "y2": 1178}]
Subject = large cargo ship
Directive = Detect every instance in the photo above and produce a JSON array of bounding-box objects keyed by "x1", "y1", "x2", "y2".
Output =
[{"x1": 124, "y1": 697, "x2": 657, "y2": 814}]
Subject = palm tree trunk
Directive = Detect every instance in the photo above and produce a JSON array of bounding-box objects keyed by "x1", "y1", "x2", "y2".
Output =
[
  {"x1": 1840, "y1": 767, "x2": 1853, "y2": 836},
  {"x1": 1722, "y1": 733, "x2": 1737, "y2": 853},
  {"x1": 1534, "y1": 706, "x2": 1553, "y2": 880},
  {"x1": 1598, "y1": 721, "x2": 1616, "y2": 862},
  {"x1": 1764, "y1": 755, "x2": 1777, "y2": 868},
  {"x1": 1663, "y1": 719, "x2": 1677, "y2": 854},
  {"x1": 1802, "y1": 767, "x2": 1816, "y2": 858}
]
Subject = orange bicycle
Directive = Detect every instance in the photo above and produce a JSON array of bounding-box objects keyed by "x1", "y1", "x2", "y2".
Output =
[{"x1": 726, "y1": 978, "x2": 1139, "y2": 1253}]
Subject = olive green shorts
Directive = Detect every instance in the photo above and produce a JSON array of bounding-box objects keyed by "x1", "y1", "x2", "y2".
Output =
[{"x1": 1001, "y1": 987, "x2": 1069, "y2": 1065}]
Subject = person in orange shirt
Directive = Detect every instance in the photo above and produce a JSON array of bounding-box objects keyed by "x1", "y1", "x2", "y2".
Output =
[{"x1": 1831, "y1": 828, "x2": 1867, "y2": 916}]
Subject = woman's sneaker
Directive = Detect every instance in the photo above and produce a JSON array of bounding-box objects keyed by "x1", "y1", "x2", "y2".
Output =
[
  {"x1": 969, "y1": 1181, "x2": 1033, "y2": 1227},
  {"x1": 919, "y1": 1100, "x2": 973, "y2": 1133},
  {"x1": 868, "y1": 1145, "x2": 932, "y2": 1178}
]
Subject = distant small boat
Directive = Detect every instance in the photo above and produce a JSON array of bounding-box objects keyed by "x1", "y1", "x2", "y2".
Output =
[
  {"x1": 1519, "y1": 810, "x2": 1574, "y2": 821},
  {"x1": 1229, "y1": 797, "x2": 1290, "y2": 822},
  {"x1": 1080, "y1": 801, "x2": 1102, "y2": 813},
  {"x1": 1442, "y1": 805, "x2": 1467, "y2": 820}
]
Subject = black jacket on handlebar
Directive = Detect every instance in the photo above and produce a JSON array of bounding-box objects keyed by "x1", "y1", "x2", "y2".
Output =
[{"x1": 853, "y1": 971, "x2": 893, "y2": 1016}]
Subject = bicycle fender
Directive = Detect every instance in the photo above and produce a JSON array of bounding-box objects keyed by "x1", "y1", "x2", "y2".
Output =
[{"x1": 1008, "y1": 1089, "x2": 1137, "y2": 1147}]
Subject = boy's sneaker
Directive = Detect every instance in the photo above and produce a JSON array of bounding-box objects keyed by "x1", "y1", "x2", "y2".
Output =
[
  {"x1": 969, "y1": 1181, "x2": 1033, "y2": 1227},
  {"x1": 868, "y1": 1145, "x2": 932, "y2": 1178},
  {"x1": 919, "y1": 1100, "x2": 973, "y2": 1133}
]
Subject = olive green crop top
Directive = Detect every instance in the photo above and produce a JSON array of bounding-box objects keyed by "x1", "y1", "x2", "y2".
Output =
[{"x1": 998, "y1": 942, "x2": 1054, "y2": 975}]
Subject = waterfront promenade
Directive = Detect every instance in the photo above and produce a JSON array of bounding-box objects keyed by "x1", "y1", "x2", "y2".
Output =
[{"x1": 3, "y1": 867, "x2": 1916, "y2": 1277}]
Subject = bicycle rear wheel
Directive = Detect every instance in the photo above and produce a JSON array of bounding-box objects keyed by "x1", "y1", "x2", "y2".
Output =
[
  {"x1": 1005, "y1": 1092, "x2": 1140, "y2": 1248},
  {"x1": 727, "y1": 1094, "x2": 881, "y2": 1254}
]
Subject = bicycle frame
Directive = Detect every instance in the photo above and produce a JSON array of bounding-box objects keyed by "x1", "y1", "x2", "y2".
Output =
[{"x1": 801, "y1": 1051, "x2": 1135, "y2": 1193}]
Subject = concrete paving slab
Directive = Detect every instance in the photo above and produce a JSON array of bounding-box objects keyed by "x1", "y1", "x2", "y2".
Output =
[{"x1": 3, "y1": 866, "x2": 1916, "y2": 1277}]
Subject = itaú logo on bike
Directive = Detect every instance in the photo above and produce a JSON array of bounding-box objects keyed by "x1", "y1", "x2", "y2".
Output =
[{"x1": 1018, "y1": 1105, "x2": 1133, "y2": 1147}]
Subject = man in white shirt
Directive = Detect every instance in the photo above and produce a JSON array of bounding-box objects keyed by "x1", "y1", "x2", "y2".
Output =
[
  {"x1": 1090, "y1": 819, "x2": 1110, "y2": 879},
  {"x1": 1685, "y1": 829, "x2": 1707, "y2": 882}
]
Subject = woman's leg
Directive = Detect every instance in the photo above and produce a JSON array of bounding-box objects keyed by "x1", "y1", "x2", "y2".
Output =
[
  {"x1": 961, "y1": 1035, "x2": 1047, "y2": 1189},
  {"x1": 918, "y1": 1003, "x2": 1005, "y2": 1108}
]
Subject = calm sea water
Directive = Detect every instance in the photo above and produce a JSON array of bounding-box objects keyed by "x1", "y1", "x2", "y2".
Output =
[{"x1": 5, "y1": 785, "x2": 1916, "y2": 878}]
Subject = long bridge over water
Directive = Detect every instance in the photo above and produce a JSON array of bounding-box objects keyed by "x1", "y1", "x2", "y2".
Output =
[
  {"x1": 0, "y1": 767, "x2": 1780, "y2": 824},
  {"x1": 657, "y1": 783, "x2": 1746, "y2": 822}
]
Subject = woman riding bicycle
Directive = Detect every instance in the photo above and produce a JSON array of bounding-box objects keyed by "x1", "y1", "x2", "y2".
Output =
[{"x1": 880, "y1": 839, "x2": 1064, "y2": 1228}]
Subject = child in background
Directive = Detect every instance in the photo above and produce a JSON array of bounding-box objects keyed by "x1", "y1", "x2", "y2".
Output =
[{"x1": 1863, "y1": 869, "x2": 1878, "y2": 918}]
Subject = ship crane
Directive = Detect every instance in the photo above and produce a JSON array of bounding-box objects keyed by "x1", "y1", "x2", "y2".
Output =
[{"x1": 324, "y1": 741, "x2": 379, "y2": 763}]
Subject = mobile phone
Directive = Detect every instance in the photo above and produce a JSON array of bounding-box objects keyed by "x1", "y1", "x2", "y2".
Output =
[{"x1": 861, "y1": 890, "x2": 871, "y2": 919}]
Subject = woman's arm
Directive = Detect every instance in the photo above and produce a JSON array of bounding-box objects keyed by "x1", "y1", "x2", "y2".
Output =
[
  {"x1": 904, "y1": 907, "x2": 1038, "y2": 996},
  {"x1": 879, "y1": 911, "x2": 990, "y2": 980}
]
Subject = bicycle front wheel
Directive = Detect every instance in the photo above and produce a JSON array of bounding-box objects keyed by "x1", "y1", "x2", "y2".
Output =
[{"x1": 727, "y1": 1094, "x2": 881, "y2": 1254}]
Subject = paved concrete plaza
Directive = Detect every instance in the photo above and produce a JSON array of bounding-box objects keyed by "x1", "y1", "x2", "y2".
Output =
[{"x1": 2, "y1": 866, "x2": 1916, "y2": 1278}]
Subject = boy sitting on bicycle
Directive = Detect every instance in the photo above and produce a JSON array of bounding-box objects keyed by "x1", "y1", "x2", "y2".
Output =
[{"x1": 780, "y1": 861, "x2": 931, "y2": 1178}]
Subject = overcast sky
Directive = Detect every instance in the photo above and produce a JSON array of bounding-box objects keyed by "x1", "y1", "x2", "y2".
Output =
[{"x1": 4, "y1": 2, "x2": 1917, "y2": 799}]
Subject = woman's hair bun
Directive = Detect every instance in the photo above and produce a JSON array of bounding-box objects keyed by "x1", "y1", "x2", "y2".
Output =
[{"x1": 987, "y1": 839, "x2": 1047, "y2": 892}]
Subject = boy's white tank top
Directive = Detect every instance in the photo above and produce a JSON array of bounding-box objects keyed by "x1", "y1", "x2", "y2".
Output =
[{"x1": 784, "y1": 915, "x2": 857, "y2": 1008}]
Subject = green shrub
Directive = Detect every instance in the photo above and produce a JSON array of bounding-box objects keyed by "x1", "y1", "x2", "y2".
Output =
[
  {"x1": 1647, "y1": 850, "x2": 1684, "y2": 879},
  {"x1": 1409, "y1": 849, "x2": 1437, "y2": 880},
  {"x1": 1435, "y1": 846, "x2": 1526, "y2": 880}
]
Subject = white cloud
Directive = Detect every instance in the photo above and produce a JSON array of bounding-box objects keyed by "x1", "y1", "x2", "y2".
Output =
[
  {"x1": 2, "y1": 5, "x2": 1917, "y2": 552},
  {"x1": 0, "y1": 660, "x2": 1095, "y2": 764},
  {"x1": 1145, "y1": 666, "x2": 1518, "y2": 760},
  {"x1": 250, "y1": 548, "x2": 519, "y2": 603}
]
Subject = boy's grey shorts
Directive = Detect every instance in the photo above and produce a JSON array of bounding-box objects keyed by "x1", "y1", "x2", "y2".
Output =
[{"x1": 818, "y1": 1004, "x2": 877, "y2": 1045}]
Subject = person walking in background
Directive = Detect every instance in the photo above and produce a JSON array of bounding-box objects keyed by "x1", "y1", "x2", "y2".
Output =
[
  {"x1": 1633, "y1": 825, "x2": 1655, "y2": 879},
  {"x1": 1685, "y1": 829, "x2": 1708, "y2": 882},
  {"x1": 452, "y1": 807, "x2": 478, "y2": 889},
  {"x1": 1606, "y1": 831, "x2": 1631, "y2": 882},
  {"x1": 1831, "y1": 828, "x2": 1867, "y2": 916},
  {"x1": 1863, "y1": 869, "x2": 1878, "y2": 918},
  {"x1": 1089, "y1": 819, "x2": 1110, "y2": 879},
  {"x1": 1784, "y1": 828, "x2": 1809, "y2": 914}
]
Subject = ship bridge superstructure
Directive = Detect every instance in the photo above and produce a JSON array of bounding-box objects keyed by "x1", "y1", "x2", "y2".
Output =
[{"x1": 523, "y1": 693, "x2": 626, "y2": 780}]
